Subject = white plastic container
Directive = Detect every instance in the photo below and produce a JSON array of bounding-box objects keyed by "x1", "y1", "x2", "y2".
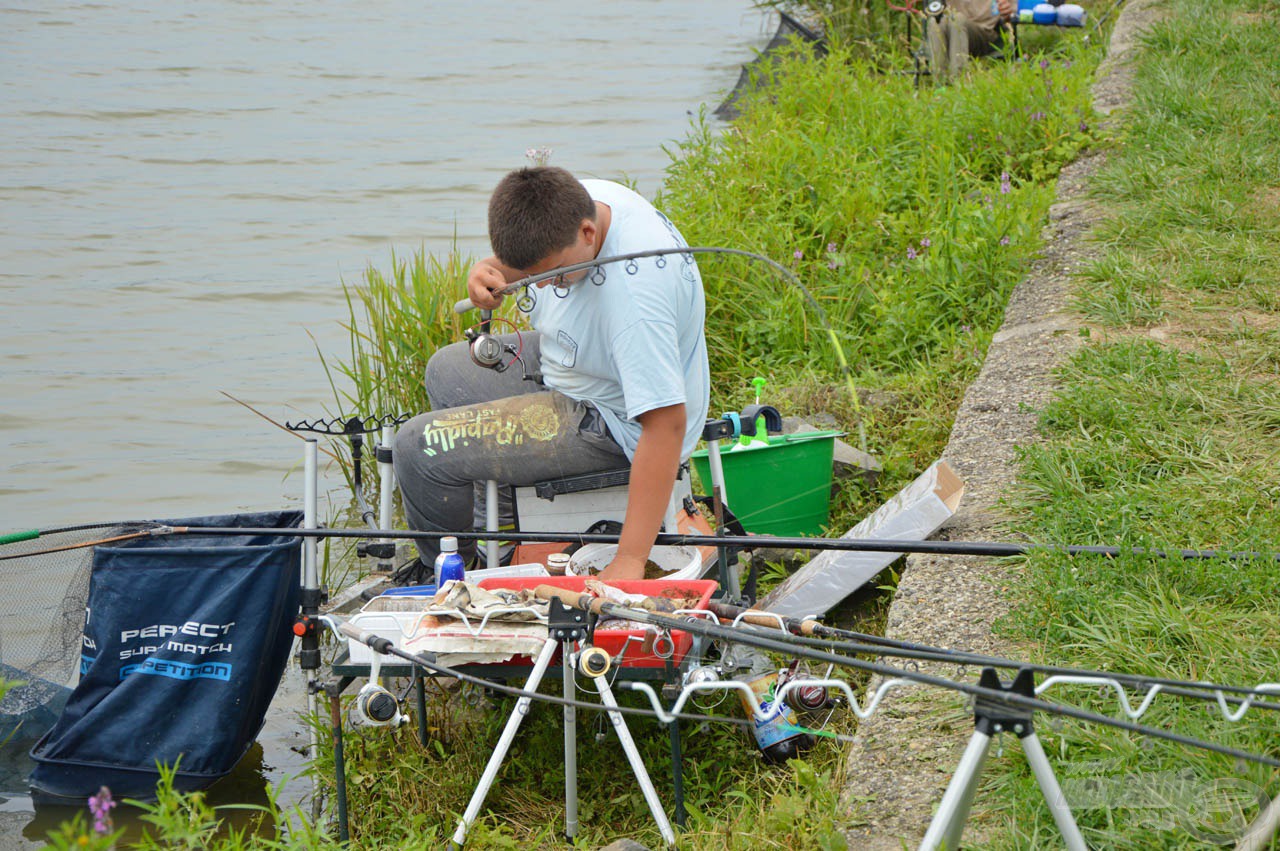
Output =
[
  {"x1": 566, "y1": 544, "x2": 704, "y2": 580},
  {"x1": 464, "y1": 562, "x2": 549, "y2": 582},
  {"x1": 346, "y1": 563, "x2": 549, "y2": 663},
  {"x1": 346, "y1": 596, "x2": 436, "y2": 664}
]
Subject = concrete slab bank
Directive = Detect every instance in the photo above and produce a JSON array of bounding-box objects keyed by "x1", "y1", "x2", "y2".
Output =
[{"x1": 838, "y1": 1, "x2": 1166, "y2": 846}]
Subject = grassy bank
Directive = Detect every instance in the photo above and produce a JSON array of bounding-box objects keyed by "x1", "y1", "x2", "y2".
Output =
[
  {"x1": 978, "y1": 1, "x2": 1280, "y2": 846},
  {"x1": 36, "y1": 9, "x2": 1121, "y2": 851}
]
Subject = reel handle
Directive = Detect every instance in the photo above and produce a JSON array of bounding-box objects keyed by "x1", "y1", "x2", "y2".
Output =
[{"x1": 453, "y1": 297, "x2": 475, "y2": 314}]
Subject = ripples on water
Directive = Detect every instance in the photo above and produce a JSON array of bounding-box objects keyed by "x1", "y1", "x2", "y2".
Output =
[
  {"x1": 0, "y1": 0, "x2": 765, "y2": 533},
  {"x1": 0, "y1": 0, "x2": 765, "y2": 834}
]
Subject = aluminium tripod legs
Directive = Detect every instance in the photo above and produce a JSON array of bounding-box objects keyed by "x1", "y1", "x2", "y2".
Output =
[
  {"x1": 452, "y1": 638, "x2": 559, "y2": 848},
  {"x1": 919, "y1": 668, "x2": 1087, "y2": 851}
]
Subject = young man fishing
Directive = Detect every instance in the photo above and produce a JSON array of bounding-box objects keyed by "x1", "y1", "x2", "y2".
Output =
[{"x1": 393, "y1": 166, "x2": 710, "y2": 582}]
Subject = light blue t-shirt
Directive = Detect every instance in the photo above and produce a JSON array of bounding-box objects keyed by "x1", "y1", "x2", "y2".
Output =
[{"x1": 530, "y1": 179, "x2": 710, "y2": 460}]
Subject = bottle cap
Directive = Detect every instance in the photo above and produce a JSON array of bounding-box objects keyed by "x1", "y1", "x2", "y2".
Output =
[{"x1": 441, "y1": 536, "x2": 458, "y2": 552}]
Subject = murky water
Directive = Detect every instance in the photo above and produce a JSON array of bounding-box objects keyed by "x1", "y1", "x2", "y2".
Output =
[
  {"x1": 0, "y1": 0, "x2": 766, "y2": 533},
  {"x1": 0, "y1": 0, "x2": 766, "y2": 841}
]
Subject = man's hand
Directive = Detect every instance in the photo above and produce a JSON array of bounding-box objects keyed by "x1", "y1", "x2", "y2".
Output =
[
  {"x1": 997, "y1": 0, "x2": 1015, "y2": 19},
  {"x1": 598, "y1": 553, "x2": 646, "y2": 581},
  {"x1": 466, "y1": 259, "x2": 511, "y2": 310}
]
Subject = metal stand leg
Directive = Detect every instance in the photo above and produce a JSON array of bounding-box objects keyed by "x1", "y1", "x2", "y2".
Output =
[
  {"x1": 563, "y1": 641, "x2": 578, "y2": 841},
  {"x1": 669, "y1": 719, "x2": 686, "y2": 827},
  {"x1": 327, "y1": 686, "x2": 351, "y2": 844},
  {"x1": 1023, "y1": 731, "x2": 1088, "y2": 851},
  {"x1": 919, "y1": 730, "x2": 993, "y2": 851},
  {"x1": 593, "y1": 674, "x2": 677, "y2": 849},
  {"x1": 414, "y1": 673, "x2": 428, "y2": 748},
  {"x1": 452, "y1": 639, "x2": 559, "y2": 848},
  {"x1": 919, "y1": 668, "x2": 1087, "y2": 851}
]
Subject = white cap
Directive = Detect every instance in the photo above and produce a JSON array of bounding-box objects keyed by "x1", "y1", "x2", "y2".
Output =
[{"x1": 440, "y1": 536, "x2": 458, "y2": 552}]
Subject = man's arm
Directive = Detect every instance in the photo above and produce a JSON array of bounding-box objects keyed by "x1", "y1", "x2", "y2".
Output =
[{"x1": 598, "y1": 403, "x2": 686, "y2": 581}]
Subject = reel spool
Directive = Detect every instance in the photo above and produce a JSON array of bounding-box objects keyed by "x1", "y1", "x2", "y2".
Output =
[
  {"x1": 466, "y1": 329, "x2": 506, "y2": 369},
  {"x1": 578, "y1": 646, "x2": 612, "y2": 678},
  {"x1": 355, "y1": 653, "x2": 405, "y2": 727}
]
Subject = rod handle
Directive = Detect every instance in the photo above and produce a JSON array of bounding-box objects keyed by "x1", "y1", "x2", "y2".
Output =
[
  {"x1": 532, "y1": 583, "x2": 680, "y2": 614},
  {"x1": 335, "y1": 620, "x2": 394, "y2": 655},
  {"x1": 534, "y1": 584, "x2": 601, "y2": 614}
]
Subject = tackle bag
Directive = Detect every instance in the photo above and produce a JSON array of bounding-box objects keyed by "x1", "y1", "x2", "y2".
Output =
[{"x1": 29, "y1": 511, "x2": 302, "y2": 802}]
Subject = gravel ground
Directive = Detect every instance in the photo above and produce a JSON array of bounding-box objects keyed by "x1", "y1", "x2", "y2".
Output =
[{"x1": 837, "y1": 2, "x2": 1166, "y2": 846}]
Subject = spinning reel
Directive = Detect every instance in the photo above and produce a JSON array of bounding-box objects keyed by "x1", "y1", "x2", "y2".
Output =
[
  {"x1": 354, "y1": 652, "x2": 406, "y2": 727},
  {"x1": 465, "y1": 310, "x2": 537, "y2": 381}
]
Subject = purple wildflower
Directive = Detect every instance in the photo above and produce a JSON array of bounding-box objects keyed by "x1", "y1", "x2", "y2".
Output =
[
  {"x1": 1039, "y1": 59, "x2": 1051, "y2": 70},
  {"x1": 1000, "y1": 236, "x2": 1011, "y2": 246},
  {"x1": 826, "y1": 243, "x2": 838, "y2": 253},
  {"x1": 919, "y1": 237, "x2": 931, "y2": 249},
  {"x1": 793, "y1": 249, "x2": 803, "y2": 261},
  {"x1": 906, "y1": 246, "x2": 918, "y2": 260},
  {"x1": 1079, "y1": 120, "x2": 1089, "y2": 133},
  {"x1": 827, "y1": 260, "x2": 839, "y2": 270},
  {"x1": 1063, "y1": 60, "x2": 1073, "y2": 69},
  {"x1": 1030, "y1": 111, "x2": 1045, "y2": 122},
  {"x1": 1000, "y1": 172, "x2": 1012, "y2": 195},
  {"x1": 88, "y1": 786, "x2": 116, "y2": 835}
]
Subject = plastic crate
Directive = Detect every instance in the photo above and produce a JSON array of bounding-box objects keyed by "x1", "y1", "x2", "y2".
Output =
[{"x1": 476, "y1": 576, "x2": 717, "y2": 668}]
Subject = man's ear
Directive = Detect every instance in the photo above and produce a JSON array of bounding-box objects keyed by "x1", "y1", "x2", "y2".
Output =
[{"x1": 580, "y1": 218, "x2": 597, "y2": 246}]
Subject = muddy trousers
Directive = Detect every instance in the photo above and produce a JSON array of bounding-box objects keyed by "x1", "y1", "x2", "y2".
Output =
[{"x1": 393, "y1": 335, "x2": 628, "y2": 565}]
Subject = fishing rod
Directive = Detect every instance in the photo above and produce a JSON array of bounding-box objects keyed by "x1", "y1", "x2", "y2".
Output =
[
  {"x1": 5, "y1": 522, "x2": 1276, "y2": 564},
  {"x1": 705, "y1": 600, "x2": 1280, "y2": 712},
  {"x1": 530, "y1": 585, "x2": 1280, "y2": 768},
  {"x1": 451, "y1": 245, "x2": 867, "y2": 445}
]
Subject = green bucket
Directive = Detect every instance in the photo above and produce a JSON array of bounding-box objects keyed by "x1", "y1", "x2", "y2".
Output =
[{"x1": 689, "y1": 430, "x2": 842, "y2": 537}]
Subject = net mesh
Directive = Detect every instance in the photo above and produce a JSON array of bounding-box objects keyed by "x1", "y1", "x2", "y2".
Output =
[
  {"x1": 714, "y1": 11, "x2": 828, "y2": 121},
  {"x1": 0, "y1": 526, "x2": 138, "y2": 736}
]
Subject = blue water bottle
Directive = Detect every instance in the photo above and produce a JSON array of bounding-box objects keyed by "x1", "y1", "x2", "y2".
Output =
[{"x1": 434, "y1": 536, "x2": 466, "y2": 587}]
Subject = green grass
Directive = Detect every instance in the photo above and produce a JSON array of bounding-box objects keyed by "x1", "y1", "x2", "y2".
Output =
[
  {"x1": 979, "y1": 1, "x2": 1280, "y2": 846},
  {"x1": 37, "y1": 7, "x2": 1126, "y2": 850}
]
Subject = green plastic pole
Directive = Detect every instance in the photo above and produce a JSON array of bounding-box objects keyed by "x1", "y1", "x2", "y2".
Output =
[{"x1": 0, "y1": 529, "x2": 39, "y2": 546}]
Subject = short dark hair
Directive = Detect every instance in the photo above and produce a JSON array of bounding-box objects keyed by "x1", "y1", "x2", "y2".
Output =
[{"x1": 488, "y1": 167, "x2": 596, "y2": 270}]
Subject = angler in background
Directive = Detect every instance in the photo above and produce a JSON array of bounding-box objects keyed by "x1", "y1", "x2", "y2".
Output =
[
  {"x1": 950, "y1": 0, "x2": 1017, "y2": 57},
  {"x1": 393, "y1": 166, "x2": 710, "y2": 584}
]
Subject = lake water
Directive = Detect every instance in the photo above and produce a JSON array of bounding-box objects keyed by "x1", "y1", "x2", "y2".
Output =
[
  {"x1": 0, "y1": 0, "x2": 767, "y2": 840},
  {"x1": 0, "y1": 0, "x2": 767, "y2": 534}
]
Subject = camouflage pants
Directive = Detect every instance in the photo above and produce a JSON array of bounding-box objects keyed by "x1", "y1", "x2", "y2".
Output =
[{"x1": 393, "y1": 335, "x2": 627, "y2": 564}]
